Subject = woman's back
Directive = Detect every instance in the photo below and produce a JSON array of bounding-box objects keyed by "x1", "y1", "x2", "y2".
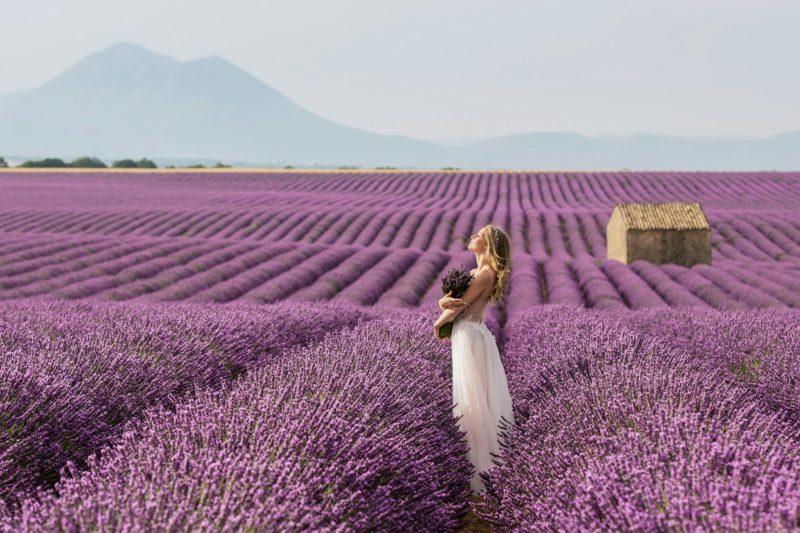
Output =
[{"x1": 458, "y1": 267, "x2": 496, "y2": 322}]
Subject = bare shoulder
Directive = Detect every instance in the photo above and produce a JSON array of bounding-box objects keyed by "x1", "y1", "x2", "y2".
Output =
[{"x1": 472, "y1": 268, "x2": 495, "y2": 286}]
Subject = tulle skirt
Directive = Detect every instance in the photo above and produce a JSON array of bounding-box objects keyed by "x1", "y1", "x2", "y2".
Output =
[{"x1": 451, "y1": 318, "x2": 515, "y2": 494}]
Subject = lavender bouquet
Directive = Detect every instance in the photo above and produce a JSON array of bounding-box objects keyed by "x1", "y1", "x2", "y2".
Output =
[{"x1": 438, "y1": 265, "x2": 475, "y2": 339}]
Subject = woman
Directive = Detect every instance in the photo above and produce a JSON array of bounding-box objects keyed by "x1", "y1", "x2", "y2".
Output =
[{"x1": 433, "y1": 224, "x2": 515, "y2": 494}]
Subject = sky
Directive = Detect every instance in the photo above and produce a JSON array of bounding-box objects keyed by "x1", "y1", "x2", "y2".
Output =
[{"x1": 1, "y1": 0, "x2": 798, "y2": 143}]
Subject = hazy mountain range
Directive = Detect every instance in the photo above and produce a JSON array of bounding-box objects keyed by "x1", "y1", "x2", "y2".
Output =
[{"x1": 1, "y1": 42, "x2": 798, "y2": 170}]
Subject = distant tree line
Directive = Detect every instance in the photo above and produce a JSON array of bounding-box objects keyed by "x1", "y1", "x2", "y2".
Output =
[
  {"x1": 164, "y1": 162, "x2": 232, "y2": 169},
  {"x1": 109, "y1": 158, "x2": 158, "y2": 169},
  {"x1": 13, "y1": 156, "x2": 157, "y2": 168},
  {"x1": 2, "y1": 156, "x2": 235, "y2": 169},
  {"x1": 0, "y1": 156, "x2": 452, "y2": 170}
]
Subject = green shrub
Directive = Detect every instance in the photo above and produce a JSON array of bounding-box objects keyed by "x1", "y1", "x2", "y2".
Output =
[
  {"x1": 20, "y1": 158, "x2": 67, "y2": 168},
  {"x1": 111, "y1": 159, "x2": 139, "y2": 168},
  {"x1": 68, "y1": 156, "x2": 107, "y2": 168}
]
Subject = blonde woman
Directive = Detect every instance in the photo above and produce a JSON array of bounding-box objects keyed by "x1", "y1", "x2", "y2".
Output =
[{"x1": 433, "y1": 224, "x2": 515, "y2": 495}]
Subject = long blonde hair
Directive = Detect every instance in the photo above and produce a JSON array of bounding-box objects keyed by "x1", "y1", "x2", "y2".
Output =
[{"x1": 484, "y1": 224, "x2": 511, "y2": 304}]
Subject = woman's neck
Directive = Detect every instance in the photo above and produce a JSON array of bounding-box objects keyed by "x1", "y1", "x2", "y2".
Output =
[{"x1": 474, "y1": 254, "x2": 496, "y2": 274}]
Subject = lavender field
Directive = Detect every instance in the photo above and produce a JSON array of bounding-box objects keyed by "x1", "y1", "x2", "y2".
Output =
[{"x1": 1, "y1": 169, "x2": 799, "y2": 531}]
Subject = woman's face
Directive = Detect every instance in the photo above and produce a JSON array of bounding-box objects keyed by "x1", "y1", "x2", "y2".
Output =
[{"x1": 468, "y1": 226, "x2": 490, "y2": 254}]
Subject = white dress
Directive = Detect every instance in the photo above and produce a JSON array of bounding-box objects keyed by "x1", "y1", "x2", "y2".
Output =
[{"x1": 451, "y1": 284, "x2": 515, "y2": 494}]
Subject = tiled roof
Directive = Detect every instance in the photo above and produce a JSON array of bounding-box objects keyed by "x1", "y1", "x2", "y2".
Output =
[{"x1": 613, "y1": 202, "x2": 710, "y2": 230}]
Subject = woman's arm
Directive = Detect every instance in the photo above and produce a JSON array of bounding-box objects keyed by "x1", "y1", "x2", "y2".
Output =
[
  {"x1": 439, "y1": 290, "x2": 466, "y2": 311},
  {"x1": 438, "y1": 291, "x2": 450, "y2": 310},
  {"x1": 433, "y1": 270, "x2": 492, "y2": 327}
]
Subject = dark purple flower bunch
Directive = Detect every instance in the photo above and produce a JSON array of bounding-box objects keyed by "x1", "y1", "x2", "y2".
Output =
[{"x1": 438, "y1": 264, "x2": 475, "y2": 338}]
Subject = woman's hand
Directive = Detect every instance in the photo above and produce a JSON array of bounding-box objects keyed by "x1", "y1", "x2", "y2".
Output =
[
  {"x1": 439, "y1": 291, "x2": 467, "y2": 311},
  {"x1": 433, "y1": 322, "x2": 450, "y2": 342}
]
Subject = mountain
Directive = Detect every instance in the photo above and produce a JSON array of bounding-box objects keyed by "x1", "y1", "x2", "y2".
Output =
[
  {"x1": 0, "y1": 42, "x2": 447, "y2": 167},
  {"x1": 0, "y1": 42, "x2": 798, "y2": 170}
]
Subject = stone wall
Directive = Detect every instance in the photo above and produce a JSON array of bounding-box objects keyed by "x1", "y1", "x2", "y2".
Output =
[{"x1": 627, "y1": 229, "x2": 711, "y2": 266}]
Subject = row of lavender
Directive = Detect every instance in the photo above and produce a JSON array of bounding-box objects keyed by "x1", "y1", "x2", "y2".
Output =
[
  {"x1": 2, "y1": 206, "x2": 610, "y2": 255},
  {"x1": 2, "y1": 233, "x2": 799, "y2": 310},
  {"x1": 3, "y1": 301, "x2": 800, "y2": 530},
  {"x1": 0, "y1": 299, "x2": 381, "y2": 506},
  {"x1": 0, "y1": 234, "x2": 440, "y2": 306},
  {"x1": 197, "y1": 170, "x2": 800, "y2": 210},
  {"x1": 0, "y1": 302, "x2": 471, "y2": 531},
  {"x1": 504, "y1": 253, "x2": 800, "y2": 312},
  {"x1": 2, "y1": 171, "x2": 800, "y2": 263},
  {"x1": 477, "y1": 305, "x2": 800, "y2": 530},
  {"x1": 3, "y1": 204, "x2": 800, "y2": 264},
  {"x1": 4, "y1": 171, "x2": 799, "y2": 212}
]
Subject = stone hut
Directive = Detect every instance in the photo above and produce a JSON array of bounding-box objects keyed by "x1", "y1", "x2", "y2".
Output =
[{"x1": 606, "y1": 202, "x2": 711, "y2": 266}]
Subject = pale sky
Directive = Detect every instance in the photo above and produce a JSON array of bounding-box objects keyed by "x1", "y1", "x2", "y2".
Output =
[{"x1": 1, "y1": 0, "x2": 798, "y2": 142}]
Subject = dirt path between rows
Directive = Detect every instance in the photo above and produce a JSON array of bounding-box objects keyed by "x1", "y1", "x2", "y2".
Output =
[{"x1": 454, "y1": 494, "x2": 493, "y2": 532}]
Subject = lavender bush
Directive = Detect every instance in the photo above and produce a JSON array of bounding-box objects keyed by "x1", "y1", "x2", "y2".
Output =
[
  {"x1": 0, "y1": 299, "x2": 379, "y2": 504},
  {"x1": 0, "y1": 311, "x2": 472, "y2": 531},
  {"x1": 477, "y1": 306, "x2": 800, "y2": 531},
  {"x1": 616, "y1": 307, "x2": 800, "y2": 434}
]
